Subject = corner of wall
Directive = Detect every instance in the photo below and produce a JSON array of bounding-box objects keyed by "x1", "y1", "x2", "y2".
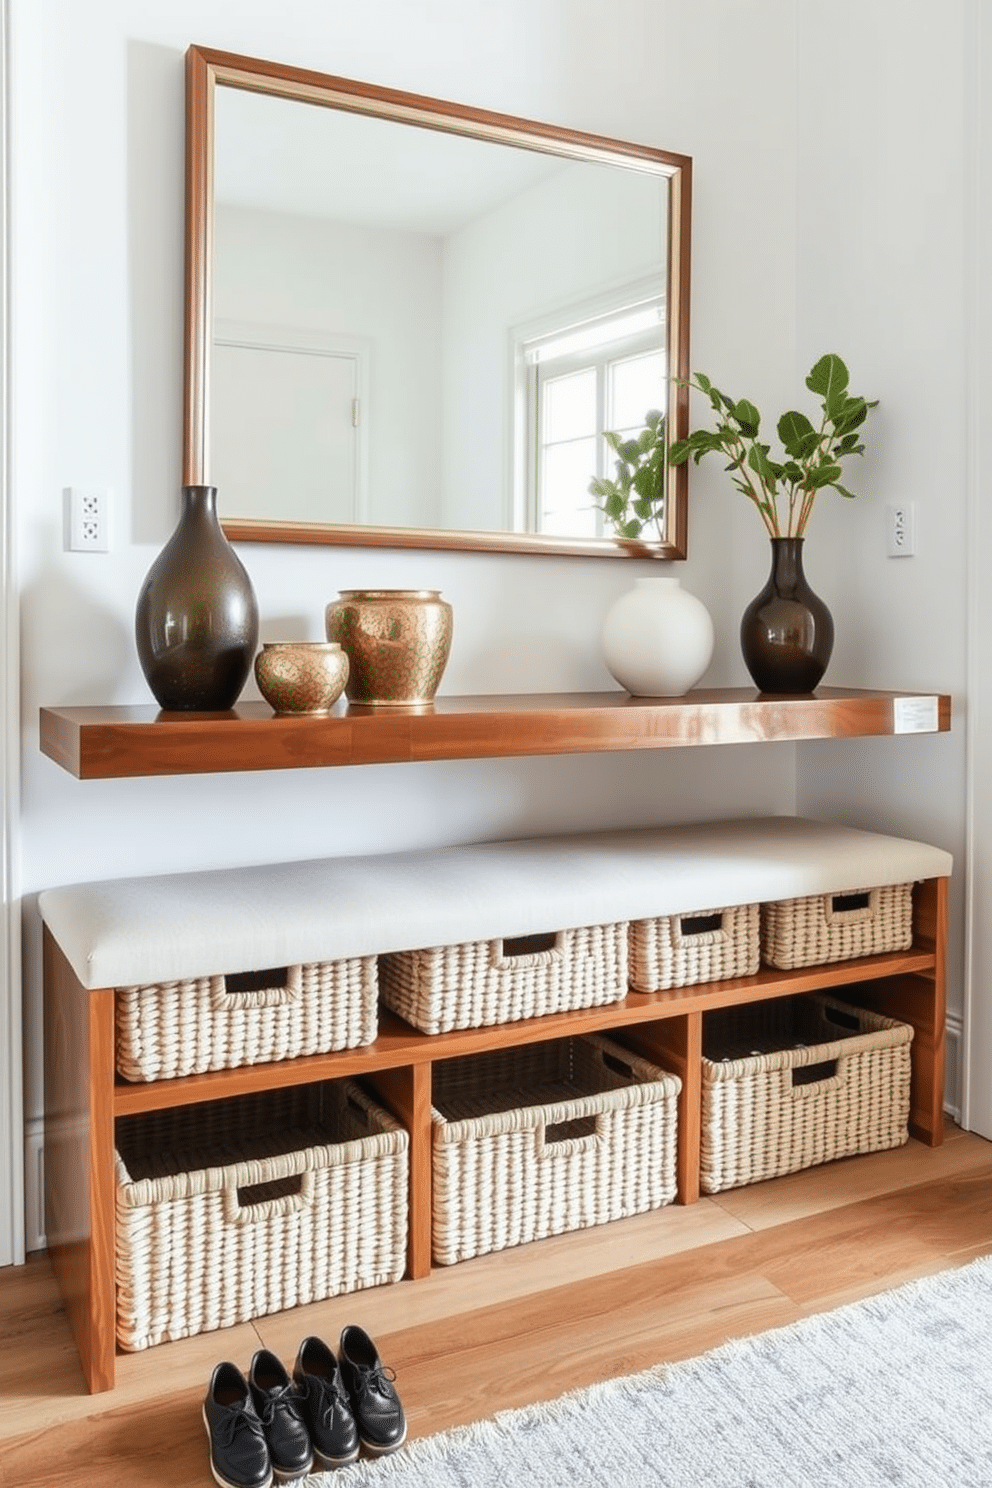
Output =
[{"x1": 2, "y1": 0, "x2": 25, "y2": 1266}]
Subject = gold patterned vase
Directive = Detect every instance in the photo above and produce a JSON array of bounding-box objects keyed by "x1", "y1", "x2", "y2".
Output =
[
  {"x1": 254, "y1": 642, "x2": 349, "y2": 716},
  {"x1": 325, "y1": 589, "x2": 453, "y2": 706}
]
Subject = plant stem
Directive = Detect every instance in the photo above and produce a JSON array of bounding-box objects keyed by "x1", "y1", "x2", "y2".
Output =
[{"x1": 720, "y1": 422, "x2": 780, "y2": 537}]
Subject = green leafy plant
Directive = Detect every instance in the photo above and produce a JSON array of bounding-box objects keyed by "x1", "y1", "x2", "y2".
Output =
[
  {"x1": 588, "y1": 409, "x2": 667, "y2": 540},
  {"x1": 668, "y1": 353, "x2": 877, "y2": 538}
]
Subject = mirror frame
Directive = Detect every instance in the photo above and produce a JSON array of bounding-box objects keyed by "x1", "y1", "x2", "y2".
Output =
[{"x1": 184, "y1": 45, "x2": 692, "y2": 559}]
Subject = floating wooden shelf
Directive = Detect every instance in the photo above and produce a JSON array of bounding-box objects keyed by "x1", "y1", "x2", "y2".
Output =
[{"x1": 40, "y1": 686, "x2": 951, "y2": 780}]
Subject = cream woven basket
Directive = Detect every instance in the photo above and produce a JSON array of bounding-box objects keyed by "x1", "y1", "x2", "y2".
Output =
[
  {"x1": 629, "y1": 903, "x2": 759, "y2": 991},
  {"x1": 115, "y1": 957, "x2": 378, "y2": 1081},
  {"x1": 431, "y1": 1034, "x2": 681, "y2": 1265},
  {"x1": 115, "y1": 1080, "x2": 408, "y2": 1351},
  {"x1": 379, "y1": 922, "x2": 628, "y2": 1035},
  {"x1": 761, "y1": 884, "x2": 913, "y2": 970},
  {"x1": 700, "y1": 993, "x2": 913, "y2": 1194}
]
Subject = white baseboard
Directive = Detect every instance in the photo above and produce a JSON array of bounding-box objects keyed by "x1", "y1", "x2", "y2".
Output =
[
  {"x1": 945, "y1": 1011, "x2": 963, "y2": 1126},
  {"x1": 23, "y1": 1118, "x2": 44, "y2": 1254}
]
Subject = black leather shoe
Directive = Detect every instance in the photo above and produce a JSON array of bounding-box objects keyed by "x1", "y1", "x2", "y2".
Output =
[
  {"x1": 291, "y1": 1335, "x2": 360, "y2": 1468},
  {"x1": 203, "y1": 1361, "x2": 273, "y2": 1488},
  {"x1": 248, "y1": 1350, "x2": 314, "y2": 1483},
  {"x1": 338, "y1": 1324, "x2": 407, "y2": 1456}
]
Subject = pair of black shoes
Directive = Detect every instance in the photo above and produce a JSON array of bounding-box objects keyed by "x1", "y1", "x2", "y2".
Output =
[{"x1": 203, "y1": 1326, "x2": 407, "y2": 1488}]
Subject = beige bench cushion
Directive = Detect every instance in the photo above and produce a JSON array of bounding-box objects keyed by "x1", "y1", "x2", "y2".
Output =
[{"x1": 38, "y1": 816, "x2": 952, "y2": 991}]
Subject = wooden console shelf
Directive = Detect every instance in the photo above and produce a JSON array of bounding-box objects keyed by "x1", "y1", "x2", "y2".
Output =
[{"x1": 39, "y1": 686, "x2": 951, "y2": 780}]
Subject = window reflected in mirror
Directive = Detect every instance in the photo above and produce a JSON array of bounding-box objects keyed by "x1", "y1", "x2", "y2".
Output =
[{"x1": 516, "y1": 289, "x2": 666, "y2": 538}]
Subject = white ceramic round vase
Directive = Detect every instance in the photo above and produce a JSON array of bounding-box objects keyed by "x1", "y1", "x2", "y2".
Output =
[{"x1": 601, "y1": 576, "x2": 714, "y2": 697}]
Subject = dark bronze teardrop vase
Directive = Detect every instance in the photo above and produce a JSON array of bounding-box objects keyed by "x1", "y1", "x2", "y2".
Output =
[
  {"x1": 740, "y1": 537, "x2": 834, "y2": 694},
  {"x1": 135, "y1": 485, "x2": 259, "y2": 711}
]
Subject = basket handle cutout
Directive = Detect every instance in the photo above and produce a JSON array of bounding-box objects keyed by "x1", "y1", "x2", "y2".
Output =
[
  {"x1": 823, "y1": 1005, "x2": 861, "y2": 1032},
  {"x1": 213, "y1": 965, "x2": 301, "y2": 1011},
  {"x1": 236, "y1": 1173, "x2": 304, "y2": 1207},
  {"x1": 493, "y1": 931, "x2": 563, "y2": 968},
  {"x1": 226, "y1": 1168, "x2": 315, "y2": 1223},
  {"x1": 680, "y1": 911, "x2": 724, "y2": 937},
  {"x1": 227, "y1": 966, "x2": 291, "y2": 995},
  {"x1": 545, "y1": 1114, "x2": 598, "y2": 1144},
  {"x1": 346, "y1": 1090, "x2": 372, "y2": 1128},
  {"x1": 791, "y1": 1058, "x2": 838, "y2": 1087},
  {"x1": 601, "y1": 1050, "x2": 635, "y2": 1080},
  {"x1": 825, "y1": 889, "x2": 877, "y2": 926},
  {"x1": 831, "y1": 891, "x2": 870, "y2": 915},
  {"x1": 501, "y1": 931, "x2": 559, "y2": 958}
]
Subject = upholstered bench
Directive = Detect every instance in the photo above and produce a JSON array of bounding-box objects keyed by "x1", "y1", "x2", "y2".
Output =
[
  {"x1": 39, "y1": 815, "x2": 951, "y2": 990},
  {"x1": 39, "y1": 815, "x2": 952, "y2": 1393}
]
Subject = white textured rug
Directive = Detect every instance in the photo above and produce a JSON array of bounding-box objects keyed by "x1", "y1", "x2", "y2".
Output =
[{"x1": 310, "y1": 1254, "x2": 992, "y2": 1487}]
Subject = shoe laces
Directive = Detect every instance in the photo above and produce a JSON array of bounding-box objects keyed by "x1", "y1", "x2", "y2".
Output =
[
  {"x1": 307, "y1": 1372, "x2": 351, "y2": 1427},
  {"x1": 216, "y1": 1402, "x2": 267, "y2": 1451},
  {"x1": 352, "y1": 1361, "x2": 397, "y2": 1402},
  {"x1": 257, "y1": 1382, "x2": 305, "y2": 1429}
]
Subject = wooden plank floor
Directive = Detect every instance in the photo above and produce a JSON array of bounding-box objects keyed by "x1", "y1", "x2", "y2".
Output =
[{"x1": 2, "y1": 1125, "x2": 991, "y2": 1488}]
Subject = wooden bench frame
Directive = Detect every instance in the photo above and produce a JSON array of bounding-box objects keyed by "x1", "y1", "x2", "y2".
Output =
[{"x1": 43, "y1": 874, "x2": 946, "y2": 1393}]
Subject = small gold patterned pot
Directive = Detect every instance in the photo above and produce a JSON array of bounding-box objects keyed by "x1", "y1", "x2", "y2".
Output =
[
  {"x1": 254, "y1": 642, "x2": 349, "y2": 715},
  {"x1": 325, "y1": 589, "x2": 453, "y2": 706}
]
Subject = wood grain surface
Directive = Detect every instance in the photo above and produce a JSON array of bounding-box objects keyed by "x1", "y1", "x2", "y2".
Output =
[
  {"x1": 39, "y1": 688, "x2": 952, "y2": 779},
  {"x1": 2, "y1": 1125, "x2": 989, "y2": 1487}
]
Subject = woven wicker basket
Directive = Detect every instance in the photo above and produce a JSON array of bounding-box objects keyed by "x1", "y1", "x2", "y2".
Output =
[
  {"x1": 761, "y1": 884, "x2": 913, "y2": 970},
  {"x1": 115, "y1": 957, "x2": 378, "y2": 1081},
  {"x1": 431, "y1": 1034, "x2": 681, "y2": 1264},
  {"x1": 700, "y1": 993, "x2": 913, "y2": 1194},
  {"x1": 629, "y1": 903, "x2": 759, "y2": 992},
  {"x1": 379, "y1": 922, "x2": 628, "y2": 1035},
  {"x1": 115, "y1": 1080, "x2": 408, "y2": 1351}
]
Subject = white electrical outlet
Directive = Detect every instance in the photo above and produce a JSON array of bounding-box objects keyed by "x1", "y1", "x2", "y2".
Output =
[
  {"x1": 886, "y1": 502, "x2": 916, "y2": 558},
  {"x1": 65, "y1": 486, "x2": 111, "y2": 552}
]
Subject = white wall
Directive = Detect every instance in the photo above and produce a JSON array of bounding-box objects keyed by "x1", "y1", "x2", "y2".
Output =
[
  {"x1": 963, "y1": 0, "x2": 992, "y2": 1135},
  {"x1": 441, "y1": 158, "x2": 666, "y2": 529},
  {"x1": 0, "y1": 0, "x2": 21, "y2": 1272},
  {"x1": 214, "y1": 204, "x2": 445, "y2": 528},
  {"x1": 5, "y1": 0, "x2": 974, "y2": 1259},
  {"x1": 790, "y1": 0, "x2": 970, "y2": 1114}
]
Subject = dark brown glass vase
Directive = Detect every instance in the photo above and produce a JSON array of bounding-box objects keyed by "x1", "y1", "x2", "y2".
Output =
[
  {"x1": 135, "y1": 485, "x2": 259, "y2": 711},
  {"x1": 740, "y1": 537, "x2": 834, "y2": 694}
]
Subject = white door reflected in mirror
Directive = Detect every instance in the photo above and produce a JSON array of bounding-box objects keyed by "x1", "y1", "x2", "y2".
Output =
[{"x1": 212, "y1": 334, "x2": 366, "y2": 524}]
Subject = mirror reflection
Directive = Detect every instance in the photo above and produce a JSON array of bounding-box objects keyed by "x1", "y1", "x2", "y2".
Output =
[{"x1": 186, "y1": 48, "x2": 691, "y2": 557}]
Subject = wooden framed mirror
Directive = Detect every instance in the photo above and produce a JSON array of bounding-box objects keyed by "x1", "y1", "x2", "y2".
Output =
[{"x1": 184, "y1": 46, "x2": 691, "y2": 559}]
